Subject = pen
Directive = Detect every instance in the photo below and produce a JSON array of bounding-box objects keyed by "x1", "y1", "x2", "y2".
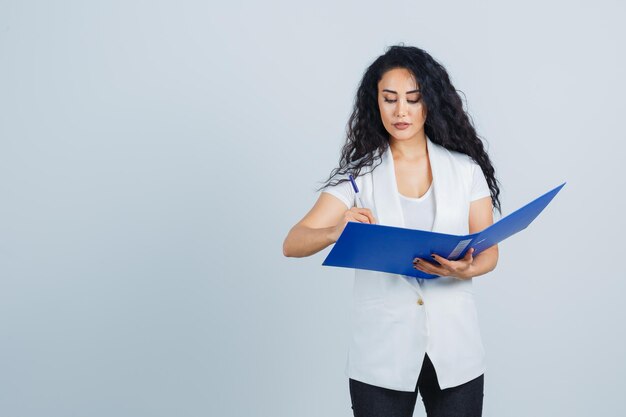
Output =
[{"x1": 348, "y1": 174, "x2": 365, "y2": 208}]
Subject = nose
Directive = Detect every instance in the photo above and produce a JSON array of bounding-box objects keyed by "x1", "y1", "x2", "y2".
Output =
[{"x1": 396, "y1": 99, "x2": 408, "y2": 117}]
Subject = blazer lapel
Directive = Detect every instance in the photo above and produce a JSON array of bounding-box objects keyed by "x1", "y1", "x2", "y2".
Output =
[
  {"x1": 426, "y1": 136, "x2": 445, "y2": 233},
  {"x1": 372, "y1": 143, "x2": 404, "y2": 228}
]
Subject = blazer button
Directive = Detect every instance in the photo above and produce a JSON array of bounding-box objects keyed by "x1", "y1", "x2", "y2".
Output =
[{"x1": 417, "y1": 298, "x2": 424, "y2": 305}]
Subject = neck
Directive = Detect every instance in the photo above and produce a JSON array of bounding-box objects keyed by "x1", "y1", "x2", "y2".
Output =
[{"x1": 389, "y1": 131, "x2": 428, "y2": 160}]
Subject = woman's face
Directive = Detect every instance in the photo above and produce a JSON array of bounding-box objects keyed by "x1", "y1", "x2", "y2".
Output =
[{"x1": 377, "y1": 67, "x2": 427, "y2": 142}]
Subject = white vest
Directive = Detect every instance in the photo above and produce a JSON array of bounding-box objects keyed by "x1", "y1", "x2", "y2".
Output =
[{"x1": 344, "y1": 135, "x2": 486, "y2": 391}]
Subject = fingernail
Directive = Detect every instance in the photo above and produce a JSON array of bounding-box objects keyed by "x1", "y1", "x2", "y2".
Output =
[{"x1": 430, "y1": 254, "x2": 436, "y2": 258}]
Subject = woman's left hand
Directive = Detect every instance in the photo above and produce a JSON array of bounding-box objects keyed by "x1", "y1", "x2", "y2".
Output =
[{"x1": 413, "y1": 248, "x2": 475, "y2": 280}]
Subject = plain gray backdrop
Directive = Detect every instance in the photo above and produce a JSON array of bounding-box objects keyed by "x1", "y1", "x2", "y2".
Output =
[{"x1": 1, "y1": 0, "x2": 625, "y2": 416}]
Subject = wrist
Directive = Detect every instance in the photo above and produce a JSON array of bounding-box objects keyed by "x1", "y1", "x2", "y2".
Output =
[
  {"x1": 327, "y1": 225, "x2": 339, "y2": 243},
  {"x1": 458, "y1": 263, "x2": 476, "y2": 280}
]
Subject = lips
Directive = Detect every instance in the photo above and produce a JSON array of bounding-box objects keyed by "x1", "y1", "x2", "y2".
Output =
[{"x1": 394, "y1": 123, "x2": 410, "y2": 129}]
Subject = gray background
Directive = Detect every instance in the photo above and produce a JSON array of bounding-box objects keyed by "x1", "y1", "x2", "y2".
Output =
[{"x1": 1, "y1": 0, "x2": 624, "y2": 416}]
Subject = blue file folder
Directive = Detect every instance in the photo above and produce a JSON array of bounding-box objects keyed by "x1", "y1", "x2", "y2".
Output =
[{"x1": 322, "y1": 182, "x2": 566, "y2": 279}]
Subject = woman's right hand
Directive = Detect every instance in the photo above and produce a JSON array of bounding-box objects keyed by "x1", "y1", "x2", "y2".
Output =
[
  {"x1": 330, "y1": 207, "x2": 377, "y2": 242},
  {"x1": 283, "y1": 193, "x2": 378, "y2": 258}
]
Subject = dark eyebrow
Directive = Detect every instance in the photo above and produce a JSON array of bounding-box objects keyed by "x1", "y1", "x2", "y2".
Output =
[{"x1": 382, "y1": 89, "x2": 421, "y2": 94}]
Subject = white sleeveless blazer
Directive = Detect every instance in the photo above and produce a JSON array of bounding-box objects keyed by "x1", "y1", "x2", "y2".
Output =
[{"x1": 345, "y1": 135, "x2": 487, "y2": 391}]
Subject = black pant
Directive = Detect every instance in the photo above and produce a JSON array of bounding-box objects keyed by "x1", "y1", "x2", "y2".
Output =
[{"x1": 349, "y1": 353, "x2": 484, "y2": 417}]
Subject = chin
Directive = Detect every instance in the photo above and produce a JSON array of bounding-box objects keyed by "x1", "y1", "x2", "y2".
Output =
[{"x1": 395, "y1": 130, "x2": 417, "y2": 138}]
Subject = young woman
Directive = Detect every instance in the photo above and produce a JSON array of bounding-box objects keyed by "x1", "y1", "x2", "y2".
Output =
[{"x1": 283, "y1": 45, "x2": 501, "y2": 417}]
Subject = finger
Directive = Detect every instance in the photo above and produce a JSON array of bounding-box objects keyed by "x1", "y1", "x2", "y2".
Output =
[
  {"x1": 430, "y1": 253, "x2": 455, "y2": 269},
  {"x1": 413, "y1": 258, "x2": 439, "y2": 268},
  {"x1": 414, "y1": 265, "x2": 438, "y2": 277},
  {"x1": 356, "y1": 208, "x2": 377, "y2": 224},
  {"x1": 366, "y1": 209, "x2": 378, "y2": 224},
  {"x1": 413, "y1": 262, "x2": 444, "y2": 277},
  {"x1": 361, "y1": 211, "x2": 376, "y2": 224},
  {"x1": 413, "y1": 259, "x2": 448, "y2": 275},
  {"x1": 349, "y1": 213, "x2": 372, "y2": 224}
]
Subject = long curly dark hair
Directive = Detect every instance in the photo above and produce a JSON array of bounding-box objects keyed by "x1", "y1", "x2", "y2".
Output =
[{"x1": 317, "y1": 44, "x2": 502, "y2": 215}]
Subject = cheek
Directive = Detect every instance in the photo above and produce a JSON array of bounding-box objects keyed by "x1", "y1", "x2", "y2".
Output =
[
  {"x1": 412, "y1": 108, "x2": 426, "y2": 122},
  {"x1": 380, "y1": 107, "x2": 393, "y2": 123}
]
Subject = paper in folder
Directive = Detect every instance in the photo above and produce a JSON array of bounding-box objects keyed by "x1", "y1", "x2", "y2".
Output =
[{"x1": 322, "y1": 182, "x2": 566, "y2": 279}]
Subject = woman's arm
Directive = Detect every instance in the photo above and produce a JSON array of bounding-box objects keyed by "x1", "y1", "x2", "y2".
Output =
[
  {"x1": 282, "y1": 193, "x2": 376, "y2": 258},
  {"x1": 465, "y1": 196, "x2": 499, "y2": 278}
]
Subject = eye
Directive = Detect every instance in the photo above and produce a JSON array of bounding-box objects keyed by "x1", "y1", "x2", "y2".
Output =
[{"x1": 383, "y1": 97, "x2": 422, "y2": 104}]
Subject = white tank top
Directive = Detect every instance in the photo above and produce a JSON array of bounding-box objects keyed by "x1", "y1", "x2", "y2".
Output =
[
  {"x1": 398, "y1": 183, "x2": 435, "y2": 287},
  {"x1": 398, "y1": 182, "x2": 435, "y2": 232}
]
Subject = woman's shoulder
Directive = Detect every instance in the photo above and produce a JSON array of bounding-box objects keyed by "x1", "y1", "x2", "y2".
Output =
[{"x1": 439, "y1": 146, "x2": 476, "y2": 168}]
